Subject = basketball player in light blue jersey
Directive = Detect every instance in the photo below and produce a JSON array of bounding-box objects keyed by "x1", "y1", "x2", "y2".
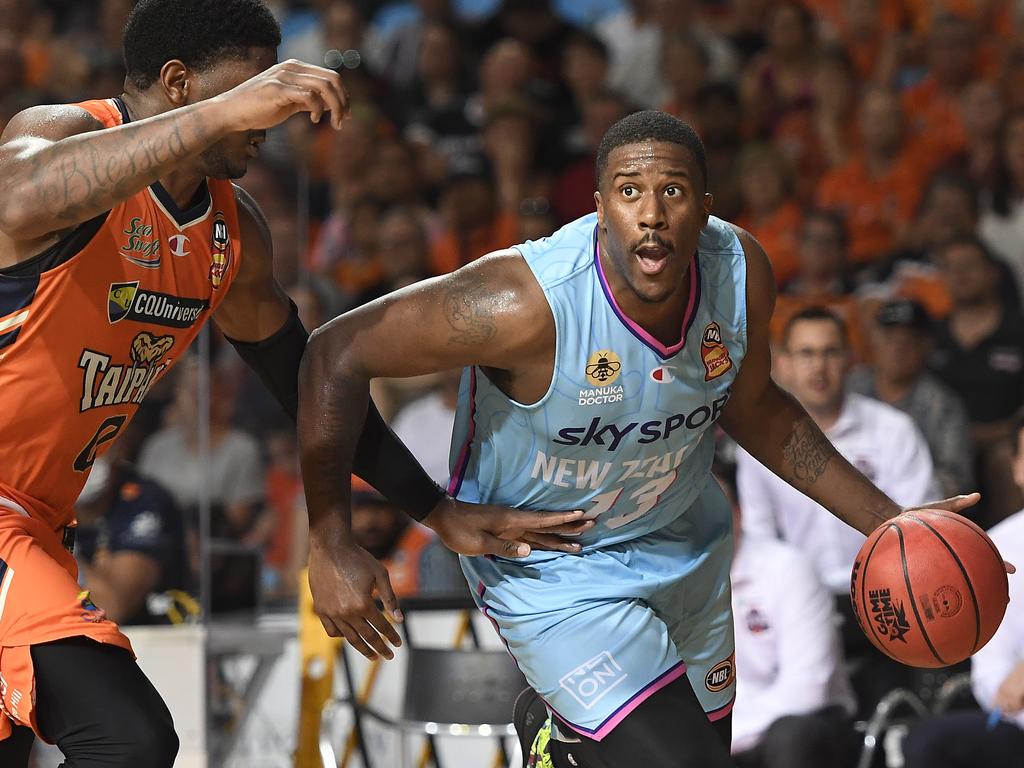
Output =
[{"x1": 298, "y1": 111, "x2": 979, "y2": 767}]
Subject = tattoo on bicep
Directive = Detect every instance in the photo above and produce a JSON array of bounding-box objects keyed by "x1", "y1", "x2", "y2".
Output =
[
  {"x1": 442, "y1": 281, "x2": 499, "y2": 346},
  {"x1": 782, "y1": 417, "x2": 833, "y2": 485}
]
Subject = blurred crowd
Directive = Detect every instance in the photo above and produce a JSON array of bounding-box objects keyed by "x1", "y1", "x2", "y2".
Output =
[{"x1": 6, "y1": 0, "x2": 1024, "y2": 763}]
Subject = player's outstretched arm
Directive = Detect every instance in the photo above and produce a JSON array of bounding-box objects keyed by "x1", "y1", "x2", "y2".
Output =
[
  {"x1": 298, "y1": 253, "x2": 589, "y2": 659},
  {"x1": 0, "y1": 60, "x2": 349, "y2": 244},
  {"x1": 720, "y1": 228, "x2": 924, "y2": 535}
]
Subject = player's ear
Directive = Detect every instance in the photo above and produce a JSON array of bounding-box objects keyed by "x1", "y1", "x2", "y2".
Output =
[
  {"x1": 594, "y1": 191, "x2": 604, "y2": 228},
  {"x1": 158, "y1": 60, "x2": 191, "y2": 107},
  {"x1": 702, "y1": 192, "x2": 714, "y2": 226}
]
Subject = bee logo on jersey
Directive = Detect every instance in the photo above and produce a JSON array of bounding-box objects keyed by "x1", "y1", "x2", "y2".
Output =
[
  {"x1": 701, "y1": 322, "x2": 732, "y2": 381},
  {"x1": 585, "y1": 350, "x2": 621, "y2": 387},
  {"x1": 209, "y1": 212, "x2": 232, "y2": 289},
  {"x1": 580, "y1": 350, "x2": 624, "y2": 406}
]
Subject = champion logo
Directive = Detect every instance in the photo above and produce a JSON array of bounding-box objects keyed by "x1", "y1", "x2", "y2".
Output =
[
  {"x1": 168, "y1": 234, "x2": 191, "y2": 258},
  {"x1": 650, "y1": 366, "x2": 675, "y2": 384}
]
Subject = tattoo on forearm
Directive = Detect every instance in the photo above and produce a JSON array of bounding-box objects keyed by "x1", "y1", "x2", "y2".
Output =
[
  {"x1": 442, "y1": 281, "x2": 499, "y2": 346},
  {"x1": 22, "y1": 109, "x2": 208, "y2": 226},
  {"x1": 782, "y1": 417, "x2": 833, "y2": 485}
]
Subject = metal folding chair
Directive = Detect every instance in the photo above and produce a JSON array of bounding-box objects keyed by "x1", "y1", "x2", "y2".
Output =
[
  {"x1": 855, "y1": 688, "x2": 929, "y2": 768},
  {"x1": 320, "y1": 645, "x2": 526, "y2": 768}
]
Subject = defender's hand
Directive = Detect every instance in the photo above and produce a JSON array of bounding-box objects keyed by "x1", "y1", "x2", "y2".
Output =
[
  {"x1": 423, "y1": 496, "x2": 593, "y2": 558},
  {"x1": 213, "y1": 59, "x2": 351, "y2": 131},
  {"x1": 308, "y1": 537, "x2": 402, "y2": 660}
]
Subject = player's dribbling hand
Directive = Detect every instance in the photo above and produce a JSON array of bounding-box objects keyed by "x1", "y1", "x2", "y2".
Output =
[
  {"x1": 423, "y1": 495, "x2": 594, "y2": 558},
  {"x1": 308, "y1": 538, "x2": 403, "y2": 660},
  {"x1": 212, "y1": 59, "x2": 351, "y2": 131},
  {"x1": 902, "y1": 493, "x2": 1016, "y2": 573}
]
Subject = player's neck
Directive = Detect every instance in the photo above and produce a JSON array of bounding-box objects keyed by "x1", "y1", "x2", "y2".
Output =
[
  {"x1": 120, "y1": 90, "x2": 208, "y2": 208},
  {"x1": 597, "y1": 241, "x2": 693, "y2": 347}
]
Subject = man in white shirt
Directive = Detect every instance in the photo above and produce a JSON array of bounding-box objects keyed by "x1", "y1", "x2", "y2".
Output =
[
  {"x1": 736, "y1": 307, "x2": 937, "y2": 714},
  {"x1": 737, "y1": 307, "x2": 937, "y2": 594},
  {"x1": 727, "y1": 477, "x2": 858, "y2": 768},
  {"x1": 902, "y1": 414, "x2": 1024, "y2": 767}
]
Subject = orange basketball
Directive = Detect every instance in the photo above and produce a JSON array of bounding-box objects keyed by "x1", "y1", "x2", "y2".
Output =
[{"x1": 850, "y1": 509, "x2": 1009, "y2": 668}]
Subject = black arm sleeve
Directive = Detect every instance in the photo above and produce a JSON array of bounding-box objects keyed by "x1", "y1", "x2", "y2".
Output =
[{"x1": 227, "y1": 301, "x2": 446, "y2": 521}]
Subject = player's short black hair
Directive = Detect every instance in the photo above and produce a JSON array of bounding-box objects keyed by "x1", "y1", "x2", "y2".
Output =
[
  {"x1": 782, "y1": 306, "x2": 849, "y2": 349},
  {"x1": 123, "y1": 0, "x2": 281, "y2": 90},
  {"x1": 596, "y1": 110, "x2": 708, "y2": 191}
]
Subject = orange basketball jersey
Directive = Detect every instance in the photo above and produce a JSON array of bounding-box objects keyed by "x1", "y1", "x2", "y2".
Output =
[{"x1": 0, "y1": 97, "x2": 243, "y2": 530}]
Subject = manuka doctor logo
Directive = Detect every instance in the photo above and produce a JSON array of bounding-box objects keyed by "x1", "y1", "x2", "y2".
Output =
[{"x1": 107, "y1": 282, "x2": 208, "y2": 329}]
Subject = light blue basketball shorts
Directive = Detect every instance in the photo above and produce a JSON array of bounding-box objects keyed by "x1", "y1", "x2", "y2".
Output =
[{"x1": 461, "y1": 481, "x2": 736, "y2": 741}]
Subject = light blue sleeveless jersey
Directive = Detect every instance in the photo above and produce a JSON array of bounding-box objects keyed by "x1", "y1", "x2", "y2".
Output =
[{"x1": 447, "y1": 213, "x2": 748, "y2": 555}]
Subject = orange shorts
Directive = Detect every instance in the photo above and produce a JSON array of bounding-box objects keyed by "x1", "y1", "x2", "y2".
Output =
[{"x1": 0, "y1": 506, "x2": 132, "y2": 741}]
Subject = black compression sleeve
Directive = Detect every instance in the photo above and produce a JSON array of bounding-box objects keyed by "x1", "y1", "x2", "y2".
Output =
[
  {"x1": 353, "y1": 401, "x2": 447, "y2": 522},
  {"x1": 226, "y1": 300, "x2": 308, "y2": 420},
  {"x1": 227, "y1": 302, "x2": 446, "y2": 521}
]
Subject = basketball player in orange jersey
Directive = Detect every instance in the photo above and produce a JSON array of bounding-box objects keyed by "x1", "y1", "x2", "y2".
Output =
[{"x1": 0, "y1": 2, "x2": 586, "y2": 765}]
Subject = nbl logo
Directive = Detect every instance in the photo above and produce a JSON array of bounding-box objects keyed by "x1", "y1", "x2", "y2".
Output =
[{"x1": 559, "y1": 651, "x2": 629, "y2": 710}]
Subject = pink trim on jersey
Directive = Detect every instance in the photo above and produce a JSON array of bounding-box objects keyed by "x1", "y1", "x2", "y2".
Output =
[
  {"x1": 446, "y1": 367, "x2": 478, "y2": 496},
  {"x1": 584, "y1": 661, "x2": 689, "y2": 741},
  {"x1": 594, "y1": 242, "x2": 700, "y2": 359},
  {"x1": 706, "y1": 697, "x2": 735, "y2": 722}
]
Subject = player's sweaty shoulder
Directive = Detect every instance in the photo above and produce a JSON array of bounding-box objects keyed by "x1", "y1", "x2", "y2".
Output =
[{"x1": 0, "y1": 103, "x2": 105, "y2": 146}]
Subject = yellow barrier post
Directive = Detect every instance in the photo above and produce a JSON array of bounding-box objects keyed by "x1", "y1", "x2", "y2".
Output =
[{"x1": 296, "y1": 568, "x2": 342, "y2": 768}]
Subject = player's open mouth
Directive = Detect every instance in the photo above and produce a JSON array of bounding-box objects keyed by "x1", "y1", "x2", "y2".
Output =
[{"x1": 635, "y1": 244, "x2": 670, "y2": 276}]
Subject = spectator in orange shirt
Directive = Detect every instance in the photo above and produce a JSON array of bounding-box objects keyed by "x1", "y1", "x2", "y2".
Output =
[
  {"x1": 735, "y1": 143, "x2": 802, "y2": 286},
  {"x1": 860, "y1": 170, "x2": 981, "y2": 321},
  {"x1": 816, "y1": 86, "x2": 927, "y2": 267},
  {"x1": 770, "y1": 209, "x2": 868, "y2": 361},
  {"x1": 350, "y1": 478, "x2": 433, "y2": 598},
  {"x1": 811, "y1": 0, "x2": 904, "y2": 83},
  {"x1": 772, "y1": 46, "x2": 859, "y2": 199},
  {"x1": 900, "y1": 13, "x2": 977, "y2": 166},
  {"x1": 429, "y1": 154, "x2": 519, "y2": 275}
]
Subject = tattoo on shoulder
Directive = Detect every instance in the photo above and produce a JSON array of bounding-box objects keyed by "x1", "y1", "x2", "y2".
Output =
[
  {"x1": 442, "y1": 280, "x2": 499, "y2": 346},
  {"x1": 782, "y1": 417, "x2": 833, "y2": 485}
]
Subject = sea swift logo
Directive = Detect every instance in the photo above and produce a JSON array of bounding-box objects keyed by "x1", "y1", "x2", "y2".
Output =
[
  {"x1": 120, "y1": 217, "x2": 161, "y2": 268},
  {"x1": 107, "y1": 282, "x2": 208, "y2": 328},
  {"x1": 701, "y1": 322, "x2": 732, "y2": 381}
]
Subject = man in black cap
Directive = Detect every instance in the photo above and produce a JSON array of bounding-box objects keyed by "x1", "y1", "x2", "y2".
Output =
[{"x1": 848, "y1": 298, "x2": 973, "y2": 498}]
